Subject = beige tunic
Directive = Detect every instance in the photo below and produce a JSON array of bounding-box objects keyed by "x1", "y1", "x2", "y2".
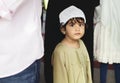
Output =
[{"x1": 52, "y1": 40, "x2": 92, "y2": 83}]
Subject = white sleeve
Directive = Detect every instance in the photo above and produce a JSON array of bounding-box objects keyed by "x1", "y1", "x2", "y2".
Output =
[{"x1": 0, "y1": 0, "x2": 28, "y2": 20}]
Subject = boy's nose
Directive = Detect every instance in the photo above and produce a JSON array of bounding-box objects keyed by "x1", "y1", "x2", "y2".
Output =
[{"x1": 75, "y1": 25, "x2": 80, "y2": 30}]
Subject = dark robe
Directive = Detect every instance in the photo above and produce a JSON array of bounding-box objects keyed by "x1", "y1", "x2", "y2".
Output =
[{"x1": 44, "y1": 0, "x2": 99, "y2": 83}]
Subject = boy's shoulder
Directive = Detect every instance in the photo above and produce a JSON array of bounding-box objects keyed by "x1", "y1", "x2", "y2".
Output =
[
  {"x1": 54, "y1": 43, "x2": 66, "y2": 52},
  {"x1": 79, "y1": 39, "x2": 85, "y2": 46}
]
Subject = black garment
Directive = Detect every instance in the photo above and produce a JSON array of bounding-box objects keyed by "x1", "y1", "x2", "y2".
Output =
[{"x1": 44, "y1": 0, "x2": 99, "y2": 83}]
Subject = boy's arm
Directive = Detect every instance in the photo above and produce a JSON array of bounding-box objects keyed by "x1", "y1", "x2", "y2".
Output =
[
  {"x1": 52, "y1": 50, "x2": 68, "y2": 83},
  {"x1": 86, "y1": 54, "x2": 93, "y2": 83},
  {"x1": 82, "y1": 41, "x2": 93, "y2": 83}
]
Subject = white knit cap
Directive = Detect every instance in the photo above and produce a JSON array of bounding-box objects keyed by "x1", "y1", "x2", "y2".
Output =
[{"x1": 59, "y1": 5, "x2": 86, "y2": 25}]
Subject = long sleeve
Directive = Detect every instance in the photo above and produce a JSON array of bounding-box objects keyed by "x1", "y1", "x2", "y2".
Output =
[
  {"x1": 52, "y1": 49, "x2": 68, "y2": 83},
  {"x1": 86, "y1": 54, "x2": 92, "y2": 83},
  {"x1": 82, "y1": 41, "x2": 92, "y2": 83}
]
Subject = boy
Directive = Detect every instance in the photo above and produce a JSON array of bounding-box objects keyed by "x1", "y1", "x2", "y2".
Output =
[{"x1": 52, "y1": 5, "x2": 92, "y2": 83}]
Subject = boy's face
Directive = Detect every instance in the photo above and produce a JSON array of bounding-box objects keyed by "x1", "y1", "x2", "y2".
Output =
[{"x1": 61, "y1": 18, "x2": 85, "y2": 41}]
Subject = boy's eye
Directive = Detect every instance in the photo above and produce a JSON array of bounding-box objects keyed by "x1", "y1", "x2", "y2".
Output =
[
  {"x1": 68, "y1": 22, "x2": 85, "y2": 27},
  {"x1": 79, "y1": 23, "x2": 85, "y2": 27},
  {"x1": 69, "y1": 23, "x2": 74, "y2": 27}
]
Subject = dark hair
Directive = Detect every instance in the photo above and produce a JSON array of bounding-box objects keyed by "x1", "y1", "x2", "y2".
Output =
[{"x1": 60, "y1": 17, "x2": 88, "y2": 29}]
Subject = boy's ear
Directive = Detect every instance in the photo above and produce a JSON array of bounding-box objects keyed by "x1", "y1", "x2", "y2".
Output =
[{"x1": 60, "y1": 27, "x2": 66, "y2": 35}]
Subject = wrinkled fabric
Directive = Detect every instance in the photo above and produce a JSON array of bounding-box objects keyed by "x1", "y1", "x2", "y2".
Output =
[
  {"x1": 94, "y1": 0, "x2": 120, "y2": 64},
  {"x1": 0, "y1": 0, "x2": 27, "y2": 20},
  {"x1": 0, "y1": 0, "x2": 44, "y2": 78}
]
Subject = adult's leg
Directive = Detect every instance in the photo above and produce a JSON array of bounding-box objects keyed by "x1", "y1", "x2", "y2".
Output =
[
  {"x1": 113, "y1": 63, "x2": 120, "y2": 83},
  {"x1": 100, "y1": 63, "x2": 108, "y2": 83},
  {"x1": 0, "y1": 60, "x2": 40, "y2": 83}
]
